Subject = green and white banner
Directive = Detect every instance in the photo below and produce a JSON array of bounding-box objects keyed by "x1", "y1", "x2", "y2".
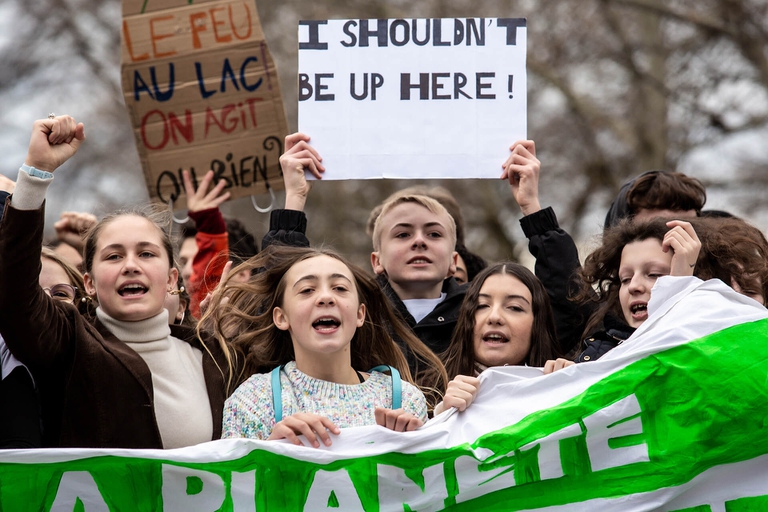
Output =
[{"x1": 1, "y1": 276, "x2": 767, "y2": 511}]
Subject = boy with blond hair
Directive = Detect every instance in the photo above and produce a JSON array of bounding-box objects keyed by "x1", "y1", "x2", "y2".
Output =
[{"x1": 369, "y1": 194, "x2": 466, "y2": 355}]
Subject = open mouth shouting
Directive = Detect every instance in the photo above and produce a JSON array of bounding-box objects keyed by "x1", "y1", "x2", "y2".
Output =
[
  {"x1": 312, "y1": 316, "x2": 341, "y2": 333},
  {"x1": 482, "y1": 331, "x2": 509, "y2": 345},
  {"x1": 407, "y1": 256, "x2": 432, "y2": 266},
  {"x1": 629, "y1": 301, "x2": 648, "y2": 321},
  {"x1": 118, "y1": 282, "x2": 148, "y2": 297}
]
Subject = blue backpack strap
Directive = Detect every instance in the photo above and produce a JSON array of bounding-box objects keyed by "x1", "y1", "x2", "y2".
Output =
[
  {"x1": 271, "y1": 365, "x2": 284, "y2": 423},
  {"x1": 369, "y1": 365, "x2": 402, "y2": 410}
]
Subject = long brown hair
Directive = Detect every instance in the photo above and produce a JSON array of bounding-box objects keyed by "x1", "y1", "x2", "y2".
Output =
[
  {"x1": 201, "y1": 245, "x2": 448, "y2": 404},
  {"x1": 441, "y1": 262, "x2": 559, "y2": 379}
]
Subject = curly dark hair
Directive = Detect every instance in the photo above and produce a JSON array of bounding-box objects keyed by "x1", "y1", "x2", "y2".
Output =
[
  {"x1": 576, "y1": 216, "x2": 768, "y2": 340},
  {"x1": 575, "y1": 218, "x2": 670, "y2": 337},
  {"x1": 691, "y1": 217, "x2": 768, "y2": 305}
]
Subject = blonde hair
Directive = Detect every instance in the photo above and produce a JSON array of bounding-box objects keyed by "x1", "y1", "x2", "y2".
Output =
[{"x1": 371, "y1": 194, "x2": 457, "y2": 251}]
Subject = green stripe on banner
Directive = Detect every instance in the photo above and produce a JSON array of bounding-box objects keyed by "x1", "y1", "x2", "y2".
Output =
[
  {"x1": 1, "y1": 318, "x2": 767, "y2": 510},
  {"x1": 725, "y1": 495, "x2": 768, "y2": 511},
  {"x1": 453, "y1": 317, "x2": 768, "y2": 509}
]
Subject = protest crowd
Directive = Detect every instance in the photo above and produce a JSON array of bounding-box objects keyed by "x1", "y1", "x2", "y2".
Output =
[
  {"x1": 1, "y1": 9, "x2": 768, "y2": 509},
  {"x1": 1, "y1": 115, "x2": 766, "y2": 452}
]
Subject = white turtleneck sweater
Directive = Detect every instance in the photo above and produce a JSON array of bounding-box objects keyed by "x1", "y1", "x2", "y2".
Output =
[{"x1": 96, "y1": 308, "x2": 213, "y2": 449}]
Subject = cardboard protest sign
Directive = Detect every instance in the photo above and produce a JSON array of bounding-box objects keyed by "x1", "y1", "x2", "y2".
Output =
[
  {"x1": 298, "y1": 18, "x2": 527, "y2": 180},
  {"x1": 2, "y1": 278, "x2": 768, "y2": 511},
  {"x1": 121, "y1": 0, "x2": 289, "y2": 210}
]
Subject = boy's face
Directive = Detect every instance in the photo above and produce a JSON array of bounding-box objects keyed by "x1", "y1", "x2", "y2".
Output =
[{"x1": 371, "y1": 202, "x2": 458, "y2": 300}]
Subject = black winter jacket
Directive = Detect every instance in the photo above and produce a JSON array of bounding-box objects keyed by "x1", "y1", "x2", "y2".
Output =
[
  {"x1": 377, "y1": 274, "x2": 466, "y2": 373},
  {"x1": 519, "y1": 207, "x2": 595, "y2": 355},
  {"x1": 575, "y1": 314, "x2": 635, "y2": 363},
  {"x1": 262, "y1": 209, "x2": 310, "y2": 248}
]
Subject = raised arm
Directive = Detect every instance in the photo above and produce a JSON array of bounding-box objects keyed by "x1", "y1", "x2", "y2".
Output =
[
  {"x1": 182, "y1": 169, "x2": 231, "y2": 318},
  {"x1": 54, "y1": 211, "x2": 97, "y2": 253},
  {"x1": 0, "y1": 116, "x2": 85, "y2": 366},
  {"x1": 502, "y1": 140, "x2": 541, "y2": 217},
  {"x1": 503, "y1": 141, "x2": 591, "y2": 355},
  {"x1": 261, "y1": 133, "x2": 324, "y2": 249},
  {"x1": 24, "y1": 116, "x2": 85, "y2": 173}
]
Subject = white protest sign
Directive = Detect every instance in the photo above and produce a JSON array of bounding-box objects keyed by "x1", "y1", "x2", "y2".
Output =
[{"x1": 298, "y1": 18, "x2": 527, "y2": 180}]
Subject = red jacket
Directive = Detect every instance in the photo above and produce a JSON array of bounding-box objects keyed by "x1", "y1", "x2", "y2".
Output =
[{"x1": 187, "y1": 208, "x2": 229, "y2": 318}]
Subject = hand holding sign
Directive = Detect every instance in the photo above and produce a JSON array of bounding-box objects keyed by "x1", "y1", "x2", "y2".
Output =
[
  {"x1": 269, "y1": 413, "x2": 340, "y2": 448},
  {"x1": 433, "y1": 375, "x2": 481, "y2": 415},
  {"x1": 503, "y1": 140, "x2": 542, "y2": 216},
  {"x1": 374, "y1": 407, "x2": 424, "y2": 432},
  {"x1": 279, "y1": 133, "x2": 325, "y2": 211}
]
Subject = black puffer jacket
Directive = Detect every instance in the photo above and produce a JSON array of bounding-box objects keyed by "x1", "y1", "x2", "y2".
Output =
[{"x1": 575, "y1": 314, "x2": 635, "y2": 363}]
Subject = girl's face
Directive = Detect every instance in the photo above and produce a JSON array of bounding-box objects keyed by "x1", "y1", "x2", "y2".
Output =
[
  {"x1": 273, "y1": 255, "x2": 366, "y2": 360},
  {"x1": 618, "y1": 238, "x2": 672, "y2": 328},
  {"x1": 39, "y1": 258, "x2": 76, "y2": 304},
  {"x1": 472, "y1": 274, "x2": 534, "y2": 367},
  {"x1": 84, "y1": 215, "x2": 177, "y2": 322}
]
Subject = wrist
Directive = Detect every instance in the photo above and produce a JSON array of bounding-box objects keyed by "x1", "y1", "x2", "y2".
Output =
[
  {"x1": 20, "y1": 164, "x2": 53, "y2": 180},
  {"x1": 520, "y1": 200, "x2": 542, "y2": 217},
  {"x1": 188, "y1": 207, "x2": 226, "y2": 234},
  {"x1": 285, "y1": 194, "x2": 307, "y2": 212}
]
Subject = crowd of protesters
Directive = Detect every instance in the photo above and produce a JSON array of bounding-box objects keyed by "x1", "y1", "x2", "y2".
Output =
[{"x1": 0, "y1": 115, "x2": 765, "y2": 449}]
